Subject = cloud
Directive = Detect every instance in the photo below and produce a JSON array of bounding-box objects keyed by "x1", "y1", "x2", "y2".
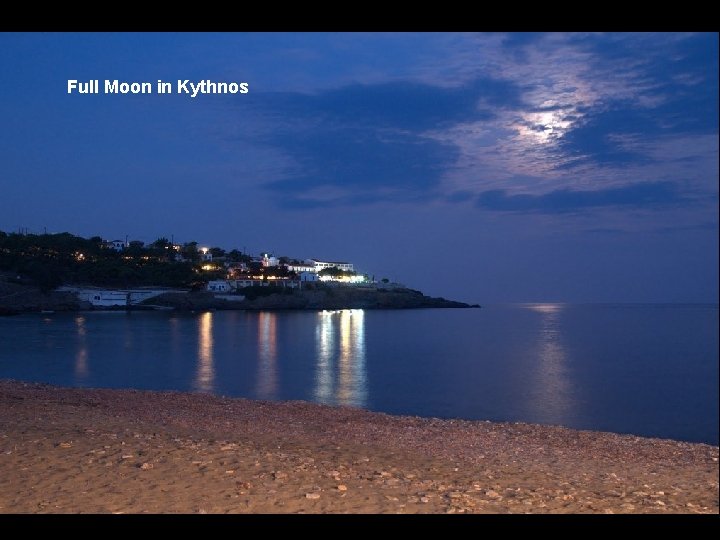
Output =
[
  {"x1": 258, "y1": 78, "x2": 523, "y2": 132},
  {"x1": 250, "y1": 77, "x2": 523, "y2": 208},
  {"x1": 265, "y1": 127, "x2": 459, "y2": 208},
  {"x1": 500, "y1": 32, "x2": 548, "y2": 63},
  {"x1": 555, "y1": 33, "x2": 719, "y2": 168},
  {"x1": 238, "y1": 33, "x2": 717, "y2": 213},
  {"x1": 476, "y1": 181, "x2": 686, "y2": 213}
]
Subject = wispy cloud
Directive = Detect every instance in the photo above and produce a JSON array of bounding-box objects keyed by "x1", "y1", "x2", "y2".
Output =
[
  {"x1": 476, "y1": 181, "x2": 687, "y2": 213},
  {"x1": 251, "y1": 78, "x2": 522, "y2": 208},
  {"x1": 239, "y1": 32, "x2": 717, "y2": 216}
]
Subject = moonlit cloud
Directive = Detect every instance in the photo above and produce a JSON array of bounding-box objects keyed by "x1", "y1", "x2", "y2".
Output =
[
  {"x1": 239, "y1": 32, "x2": 717, "y2": 221},
  {"x1": 249, "y1": 78, "x2": 522, "y2": 207}
]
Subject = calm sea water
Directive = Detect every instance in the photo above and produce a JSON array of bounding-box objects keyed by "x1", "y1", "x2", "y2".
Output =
[{"x1": 0, "y1": 304, "x2": 717, "y2": 444}]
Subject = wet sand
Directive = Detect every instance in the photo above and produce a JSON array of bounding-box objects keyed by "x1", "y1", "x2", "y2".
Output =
[{"x1": 0, "y1": 379, "x2": 717, "y2": 514}]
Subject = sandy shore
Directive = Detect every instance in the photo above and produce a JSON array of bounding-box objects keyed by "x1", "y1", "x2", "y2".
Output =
[{"x1": 0, "y1": 380, "x2": 717, "y2": 514}]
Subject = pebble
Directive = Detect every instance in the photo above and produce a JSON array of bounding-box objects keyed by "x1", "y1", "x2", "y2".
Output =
[
  {"x1": 139, "y1": 462, "x2": 153, "y2": 470},
  {"x1": 3, "y1": 381, "x2": 717, "y2": 514}
]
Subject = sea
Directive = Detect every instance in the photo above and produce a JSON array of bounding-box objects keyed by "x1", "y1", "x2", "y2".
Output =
[{"x1": 0, "y1": 304, "x2": 717, "y2": 444}]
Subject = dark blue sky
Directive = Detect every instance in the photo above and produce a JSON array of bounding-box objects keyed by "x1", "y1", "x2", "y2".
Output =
[{"x1": 0, "y1": 32, "x2": 717, "y2": 303}]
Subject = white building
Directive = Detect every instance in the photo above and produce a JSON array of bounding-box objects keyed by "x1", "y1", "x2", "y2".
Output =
[
  {"x1": 318, "y1": 273, "x2": 365, "y2": 284},
  {"x1": 305, "y1": 259, "x2": 354, "y2": 273},
  {"x1": 105, "y1": 239, "x2": 126, "y2": 252},
  {"x1": 287, "y1": 263, "x2": 315, "y2": 273},
  {"x1": 61, "y1": 287, "x2": 170, "y2": 307},
  {"x1": 207, "y1": 280, "x2": 232, "y2": 292},
  {"x1": 199, "y1": 247, "x2": 213, "y2": 262},
  {"x1": 261, "y1": 253, "x2": 279, "y2": 267},
  {"x1": 298, "y1": 271, "x2": 318, "y2": 282},
  {"x1": 231, "y1": 278, "x2": 299, "y2": 289},
  {"x1": 233, "y1": 279, "x2": 267, "y2": 288}
]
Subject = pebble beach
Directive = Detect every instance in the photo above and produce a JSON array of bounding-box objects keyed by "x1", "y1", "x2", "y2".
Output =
[{"x1": 0, "y1": 379, "x2": 717, "y2": 514}]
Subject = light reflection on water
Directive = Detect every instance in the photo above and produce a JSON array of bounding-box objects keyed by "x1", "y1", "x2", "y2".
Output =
[
  {"x1": 314, "y1": 309, "x2": 367, "y2": 407},
  {"x1": 74, "y1": 315, "x2": 88, "y2": 379},
  {"x1": 256, "y1": 312, "x2": 278, "y2": 399},
  {"x1": 522, "y1": 303, "x2": 575, "y2": 425},
  {"x1": 314, "y1": 310, "x2": 334, "y2": 403},
  {"x1": 195, "y1": 311, "x2": 215, "y2": 392}
]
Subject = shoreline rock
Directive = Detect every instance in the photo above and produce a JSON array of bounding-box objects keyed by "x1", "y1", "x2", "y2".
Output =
[
  {"x1": 0, "y1": 281, "x2": 478, "y2": 314},
  {"x1": 0, "y1": 281, "x2": 84, "y2": 314},
  {"x1": 147, "y1": 287, "x2": 478, "y2": 312}
]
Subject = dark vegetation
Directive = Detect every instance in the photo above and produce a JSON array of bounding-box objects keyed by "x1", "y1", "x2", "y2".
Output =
[{"x1": 0, "y1": 231, "x2": 214, "y2": 291}]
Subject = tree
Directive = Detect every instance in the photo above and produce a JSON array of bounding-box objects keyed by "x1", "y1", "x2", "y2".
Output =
[
  {"x1": 265, "y1": 265, "x2": 289, "y2": 278},
  {"x1": 150, "y1": 237, "x2": 172, "y2": 250},
  {"x1": 148, "y1": 237, "x2": 173, "y2": 260},
  {"x1": 227, "y1": 249, "x2": 252, "y2": 264},
  {"x1": 209, "y1": 247, "x2": 226, "y2": 258},
  {"x1": 125, "y1": 240, "x2": 145, "y2": 257},
  {"x1": 181, "y1": 242, "x2": 200, "y2": 263}
]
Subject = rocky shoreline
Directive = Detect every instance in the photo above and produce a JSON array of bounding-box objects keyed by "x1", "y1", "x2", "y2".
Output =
[
  {"x1": 148, "y1": 287, "x2": 476, "y2": 311},
  {"x1": 0, "y1": 281, "x2": 80, "y2": 315},
  {"x1": 0, "y1": 281, "x2": 477, "y2": 314},
  {"x1": 0, "y1": 380, "x2": 717, "y2": 514}
]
